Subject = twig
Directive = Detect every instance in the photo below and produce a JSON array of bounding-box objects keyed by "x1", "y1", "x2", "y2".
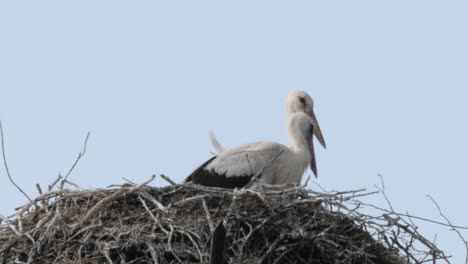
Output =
[
  {"x1": 302, "y1": 174, "x2": 311, "y2": 188},
  {"x1": 202, "y1": 198, "x2": 215, "y2": 232},
  {"x1": 372, "y1": 175, "x2": 450, "y2": 263},
  {"x1": 375, "y1": 174, "x2": 394, "y2": 212},
  {"x1": 223, "y1": 190, "x2": 239, "y2": 226},
  {"x1": 102, "y1": 246, "x2": 114, "y2": 264},
  {"x1": 160, "y1": 174, "x2": 177, "y2": 186},
  {"x1": 79, "y1": 189, "x2": 126, "y2": 224},
  {"x1": 137, "y1": 190, "x2": 166, "y2": 211},
  {"x1": 183, "y1": 228, "x2": 204, "y2": 263},
  {"x1": 167, "y1": 225, "x2": 183, "y2": 264},
  {"x1": 62, "y1": 131, "x2": 90, "y2": 182},
  {"x1": 428, "y1": 195, "x2": 468, "y2": 264},
  {"x1": 258, "y1": 233, "x2": 284, "y2": 263},
  {"x1": 138, "y1": 195, "x2": 168, "y2": 234},
  {"x1": 128, "y1": 174, "x2": 156, "y2": 193},
  {"x1": 174, "y1": 194, "x2": 208, "y2": 206},
  {"x1": 0, "y1": 121, "x2": 32, "y2": 202},
  {"x1": 238, "y1": 219, "x2": 269, "y2": 262},
  {"x1": 243, "y1": 150, "x2": 284, "y2": 189},
  {"x1": 0, "y1": 214, "x2": 21, "y2": 237},
  {"x1": 48, "y1": 174, "x2": 62, "y2": 191},
  {"x1": 146, "y1": 242, "x2": 160, "y2": 264},
  {"x1": 35, "y1": 184, "x2": 43, "y2": 196},
  {"x1": 359, "y1": 201, "x2": 468, "y2": 230},
  {"x1": 122, "y1": 177, "x2": 137, "y2": 186},
  {"x1": 62, "y1": 179, "x2": 83, "y2": 189}
]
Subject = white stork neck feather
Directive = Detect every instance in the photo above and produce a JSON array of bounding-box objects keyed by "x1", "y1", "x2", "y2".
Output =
[{"x1": 287, "y1": 112, "x2": 312, "y2": 153}]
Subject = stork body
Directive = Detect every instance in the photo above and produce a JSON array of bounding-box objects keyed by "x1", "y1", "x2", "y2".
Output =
[{"x1": 185, "y1": 112, "x2": 315, "y2": 188}]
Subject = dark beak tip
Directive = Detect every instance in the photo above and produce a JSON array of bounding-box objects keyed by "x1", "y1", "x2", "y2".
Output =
[{"x1": 319, "y1": 140, "x2": 327, "y2": 149}]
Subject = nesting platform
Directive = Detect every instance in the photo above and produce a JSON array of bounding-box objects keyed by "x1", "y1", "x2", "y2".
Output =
[{"x1": 1, "y1": 179, "x2": 446, "y2": 263}]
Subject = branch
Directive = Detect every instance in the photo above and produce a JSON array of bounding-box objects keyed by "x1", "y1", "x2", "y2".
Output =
[
  {"x1": 428, "y1": 195, "x2": 468, "y2": 264},
  {"x1": 202, "y1": 198, "x2": 215, "y2": 232},
  {"x1": 0, "y1": 121, "x2": 32, "y2": 202},
  {"x1": 128, "y1": 174, "x2": 156, "y2": 193},
  {"x1": 160, "y1": 174, "x2": 176, "y2": 186},
  {"x1": 62, "y1": 132, "x2": 90, "y2": 183}
]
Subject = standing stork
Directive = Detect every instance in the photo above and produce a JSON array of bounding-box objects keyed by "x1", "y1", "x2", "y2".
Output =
[
  {"x1": 209, "y1": 90, "x2": 326, "y2": 153},
  {"x1": 185, "y1": 111, "x2": 320, "y2": 188}
]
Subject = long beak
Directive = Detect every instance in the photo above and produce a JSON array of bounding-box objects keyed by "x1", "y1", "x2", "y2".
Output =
[
  {"x1": 306, "y1": 127, "x2": 318, "y2": 178},
  {"x1": 309, "y1": 110, "x2": 326, "y2": 149},
  {"x1": 308, "y1": 128, "x2": 318, "y2": 178}
]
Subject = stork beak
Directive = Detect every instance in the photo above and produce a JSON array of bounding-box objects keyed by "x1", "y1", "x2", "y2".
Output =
[
  {"x1": 309, "y1": 138, "x2": 318, "y2": 178},
  {"x1": 309, "y1": 110, "x2": 326, "y2": 149}
]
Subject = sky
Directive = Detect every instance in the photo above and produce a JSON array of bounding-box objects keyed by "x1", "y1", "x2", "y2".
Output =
[{"x1": 0, "y1": 0, "x2": 467, "y2": 262}]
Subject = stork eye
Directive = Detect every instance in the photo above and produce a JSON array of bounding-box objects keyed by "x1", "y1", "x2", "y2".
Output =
[{"x1": 298, "y1": 96, "x2": 306, "y2": 105}]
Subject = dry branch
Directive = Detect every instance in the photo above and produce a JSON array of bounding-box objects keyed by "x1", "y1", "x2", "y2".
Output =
[
  {"x1": 0, "y1": 121, "x2": 32, "y2": 202},
  {"x1": 62, "y1": 132, "x2": 90, "y2": 183}
]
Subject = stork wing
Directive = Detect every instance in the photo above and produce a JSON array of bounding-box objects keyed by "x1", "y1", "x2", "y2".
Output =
[
  {"x1": 183, "y1": 156, "x2": 216, "y2": 183},
  {"x1": 185, "y1": 142, "x2": 286, "y2": 188},
  {"x1": 207, "y1": 142, "x2": 286, "y2": 177}
]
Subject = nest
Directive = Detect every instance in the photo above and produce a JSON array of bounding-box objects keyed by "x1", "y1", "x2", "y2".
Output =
[{"x1": 0, "y1": 175, "x2": 451, "y2": 264}]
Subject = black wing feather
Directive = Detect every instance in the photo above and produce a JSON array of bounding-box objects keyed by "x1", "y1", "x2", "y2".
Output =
[{"x1": 184, "y1": 156, "x2": 253, "y2": 188}]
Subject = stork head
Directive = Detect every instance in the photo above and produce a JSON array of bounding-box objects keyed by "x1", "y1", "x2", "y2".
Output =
[
  {"x1": 286, "y1": 90, "x2": 326, "y2": 149},
  {"x1": 286, "y1": 90, "x2": 314, "y2": 116}
]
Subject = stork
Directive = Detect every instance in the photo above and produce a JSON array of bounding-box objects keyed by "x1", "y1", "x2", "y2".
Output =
[
  {"x1": 185, "y1": 111, "x2": 320, "y2": 188},
  {"x1": 209, "y1": 90, "x2": 326, "y2": 153}
]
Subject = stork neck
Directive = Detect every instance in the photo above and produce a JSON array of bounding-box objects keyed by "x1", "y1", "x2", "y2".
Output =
[{"x1": 288, "y1": 123, "x2": 309, "y2": 152}]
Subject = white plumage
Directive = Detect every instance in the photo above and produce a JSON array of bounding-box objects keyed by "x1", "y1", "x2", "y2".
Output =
[{"x1": 185, "y1": 111, "x2": 318, "y2": 188}]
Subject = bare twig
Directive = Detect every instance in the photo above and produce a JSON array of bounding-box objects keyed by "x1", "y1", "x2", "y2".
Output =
[
  {"x1": 35, "y1": 184, "x2": 43, "y2": 196},
  {"x1": 160, "y1": 174, "x2": 176, "y2": 186},
  {"x1": 358, "y1": 201, "x2": 468, "y2": 230},
  {"x1": 258, "y1": 233, "x2": 284, "y2": 264},
  {"x1": 79, "y1": 189, "x2": 126, "y2": 224},
  {"x1": 122, "y1": 177, "x2": 137, "y2": 186},
  {"x1": 242, "y1": 150, "x2": 284, "y2": 189},
  {"x1": 62, "y1": 132, "x2": 90, "y2": 182},
  {"x1": 138, "y1": 195, "x2": 168, "y2": 234},
  {"x1": 0, "y1": 214, "x2": 21, "y2": 236},
  {"x1": 128, "y1": 174, "x2": 156, "y2": 193},
  {"x1": 137, "y1": 190, "x2": 166, "y2": 211},
  {"x1": 428, "y1": 195, "x2": 468, "y2": 264},
  {"x1": 146, "y1": 242, "x2": 160, "y2": 264},
  {"x1": 0, "y1": 121, "x2": 32, "y2": 202},
  {"x1": 48, "y1": 174, "x2": 62, "y2": 191},
  {"x1": 202, "y1": 198, "x2": 215, "y2": 232},
  {"x1": 174, "y1": 194, "x2": 208, "y2": 206},
  {"x1": 301, "y1": 174, "x2": 311, "y2": 188}
]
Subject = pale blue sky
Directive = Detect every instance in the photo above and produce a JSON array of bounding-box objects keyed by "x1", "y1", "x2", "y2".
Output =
[{"x1": 1, "y1": 0, "x2": 467, "y2": 262}]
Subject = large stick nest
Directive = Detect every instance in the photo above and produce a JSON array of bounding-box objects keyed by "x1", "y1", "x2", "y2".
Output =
[{"x1": 0, "y1": 176, "x2": 449, "y2": 264}]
